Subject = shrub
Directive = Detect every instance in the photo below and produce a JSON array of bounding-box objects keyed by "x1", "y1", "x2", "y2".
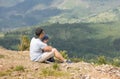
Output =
[
  {"x1": 70, "y1": 57, "x2": 84, "y2": 62},
  {"x1": 18, "y1": 35, "x2": 30, "y2": 51},
  {"x1": 112, "y1": 58, "x2": 120, "y2": 67},
  {"x1": 60, "y1": 50, "x2": 69, "y2": 59},
  {"x1": 97, "y1": 56, "x2": 107, "y2": 65}
]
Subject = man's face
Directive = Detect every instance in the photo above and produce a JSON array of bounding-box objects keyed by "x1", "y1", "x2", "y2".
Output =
[{"x1": 40, "y1": 31, "x2": 45, "y2": 39}]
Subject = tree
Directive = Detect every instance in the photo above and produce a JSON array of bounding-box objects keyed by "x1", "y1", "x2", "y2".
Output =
[{"x1": 18, "y1": 35, "x2": 30, "y2": 51}]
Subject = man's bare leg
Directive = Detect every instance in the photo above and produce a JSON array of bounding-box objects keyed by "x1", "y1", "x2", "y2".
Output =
[{"x1": 52, "y1": 48, "x2": 66, "y2": 62}]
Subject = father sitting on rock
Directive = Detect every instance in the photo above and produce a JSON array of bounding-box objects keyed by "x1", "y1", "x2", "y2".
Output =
[{"x1": 30, "y1": 27, "x2": 68, "y2": 63}]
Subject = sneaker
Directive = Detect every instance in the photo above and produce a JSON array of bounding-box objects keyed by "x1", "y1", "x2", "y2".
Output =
[{"x1": 64, "y1": 59, "x2": 72, "y2": 63}]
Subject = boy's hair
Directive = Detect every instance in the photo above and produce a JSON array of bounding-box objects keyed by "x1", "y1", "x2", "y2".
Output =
[{"x1": 42, "y1": 35, "x2": 49, "y2": 41}]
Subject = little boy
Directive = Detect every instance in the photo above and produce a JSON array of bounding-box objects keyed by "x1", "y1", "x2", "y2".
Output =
[{"x1": 42, "y1": 35, "x2": 55, "y2": 62}]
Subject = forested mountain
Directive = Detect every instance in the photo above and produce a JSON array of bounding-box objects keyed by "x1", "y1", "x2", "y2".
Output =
[
  {"x1": 0, "y1": 0, "x2": 120, "y2": 31},
  {"x1": 1, "y1": 21, "x2": 120, "y2": 61}
]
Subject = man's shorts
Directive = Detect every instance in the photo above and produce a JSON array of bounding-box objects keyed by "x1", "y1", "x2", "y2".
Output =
[{"x1": 38, "y1": 49, "x2": 55, "y2": 62}]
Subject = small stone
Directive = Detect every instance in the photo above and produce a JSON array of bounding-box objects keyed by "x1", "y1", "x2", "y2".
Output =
[
  {"x1": 11, "y1": 72, "x2": 21, "y2": 76},
  {"x1": 34, "y1": 67, "x2": 39, "y2": 71},
  {"x1": 66, "y1": 66, "x2": 71, "y2": 70},
  {"x1": 0, "y1": 65, "x2": 3, "y2": 68},
  {"x1": 27, "y1": 74, "x2": 34, "y2": 79},
  {"x1": 0, "y1": 76, "x2": 9, "y2": 79}
]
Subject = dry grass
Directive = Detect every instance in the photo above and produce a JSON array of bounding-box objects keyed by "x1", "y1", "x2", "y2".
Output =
[{"x1": 0, "y1": 47, "x2": 120, "y2": 79}]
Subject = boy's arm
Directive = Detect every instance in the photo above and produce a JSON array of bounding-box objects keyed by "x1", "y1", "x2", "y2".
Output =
[{"x1": 42, "y1": 46, "x2": 52, "y2": 52}]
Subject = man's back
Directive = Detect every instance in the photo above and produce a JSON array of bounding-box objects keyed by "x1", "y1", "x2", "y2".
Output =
[{"x1": 30, "y1": 37, "x2": 47, "y2": 61}]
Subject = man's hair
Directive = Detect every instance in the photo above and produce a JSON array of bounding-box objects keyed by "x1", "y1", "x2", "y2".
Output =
[{"x1": 35, "y1": 27, "x2": 44, "y2": 38}]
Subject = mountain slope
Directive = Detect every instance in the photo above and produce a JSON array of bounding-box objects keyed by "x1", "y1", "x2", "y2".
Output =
[
  {"x1": 49, "y1": 0, "x2": 120, "y2": 23},
  {"x1": 0, "y1": 0, "x2": 120, "y2": 30},
  {"x1": 1, "y1": 22, "x2": 120, "y2": 61},
  {"x1": 49, "y1": 5, "x2": 120, "y2": 24},
  {"x1": 0, "y1": 47, "x2": 120, "y2": 79},
  {"x1": 81, "y1": 6, "x2": 120, "y2": 23}
]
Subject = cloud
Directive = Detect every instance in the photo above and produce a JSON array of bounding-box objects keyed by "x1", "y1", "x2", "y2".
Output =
[{"x1": 0, "y1": 0, "x2": 25, "y2": 7}]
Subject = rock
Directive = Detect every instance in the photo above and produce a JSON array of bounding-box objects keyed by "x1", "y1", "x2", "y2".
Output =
[
  {"x1": 0, "y1": 76, "x2": 9, "y2": 79},
  {"x1": 18, "y1": 76, "x2": 23, "y2": 79},
  {"x1": 0, "y1": 65, "x2": 3, "y2": 67},
  {"x1": 0, "y1": 65, "x2": 3, "y2": 70},
  {"x1": 34, "y1": 67, "x2": 39, "y2": 71},
  {"x1": 79, "y1": 74, "x2": 91, "y2": 79},
  {"x1": 11, "y1": 71, "x2": 21, "y2": 76},
  {"x1": 26, "y1": 74, "x2": 35, "y2": 79}
]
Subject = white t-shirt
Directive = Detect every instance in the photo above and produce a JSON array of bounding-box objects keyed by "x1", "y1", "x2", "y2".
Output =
[{"x1": 30, "y1": 37, "x2": 47, "y2": 61}]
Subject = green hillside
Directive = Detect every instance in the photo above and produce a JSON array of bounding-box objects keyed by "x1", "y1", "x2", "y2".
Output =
[
  {"x1": 49, "y1": 6, "x2": 120, "y2": 24},
  {"x1": 0, "y1": 0, "x2": 120, "y2": 30},
  {"x1": 82, "y1": 6, "x2": 120, "y2": 23},
  {"x1": 0, "y1": 22, "x2": 120, "y2": 62}
]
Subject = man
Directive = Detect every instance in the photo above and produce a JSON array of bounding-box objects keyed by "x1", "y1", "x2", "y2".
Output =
[{"x1": 30, "y1": 27, "x2": 67, "y2": 63}]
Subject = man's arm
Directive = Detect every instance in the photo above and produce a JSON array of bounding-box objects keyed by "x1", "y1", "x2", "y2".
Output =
[{"x1": 42, "y1": 46, "x2": 53, "y2": 52}]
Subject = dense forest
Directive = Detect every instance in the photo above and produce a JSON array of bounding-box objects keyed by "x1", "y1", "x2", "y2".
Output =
[{"x1": 0, "y1": 23, "x2": 120, "y2": 62}]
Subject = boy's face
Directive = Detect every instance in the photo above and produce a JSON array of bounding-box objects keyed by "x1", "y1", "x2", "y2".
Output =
[{"x1": 43, "y1": 39, "x2": 49, "y2": 43}]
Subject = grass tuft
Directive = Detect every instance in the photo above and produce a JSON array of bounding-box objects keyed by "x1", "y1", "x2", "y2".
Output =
[
  {"x1": 0, "y1": 54, "x2": 4, "y2": 58},
  {"x1": 52, "y1": 63, "x2": 59, "y2": 70},
  {"x1": 0, "y1": 70, "x2": 12, "y2": 77},
  {"x1": 14, "y1": 65, "x2": 25, "y2": 71},
  {"x1": 40, "y1": 67, "x2": 69, "y2": 77}
]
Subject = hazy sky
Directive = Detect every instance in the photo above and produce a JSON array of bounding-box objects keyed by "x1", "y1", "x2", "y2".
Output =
[{"x1": 0, "y1": 0, "x2": 24, "y2": 7}]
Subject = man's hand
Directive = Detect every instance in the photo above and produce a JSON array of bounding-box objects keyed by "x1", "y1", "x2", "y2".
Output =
[{"x1": 43, "y1": 46, "x2": 53, "y2": 52}]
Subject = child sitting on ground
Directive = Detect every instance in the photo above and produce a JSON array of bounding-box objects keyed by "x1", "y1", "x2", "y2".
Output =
[{"x1": 42, "y1": 35, "x2": 55, "y2": 62}]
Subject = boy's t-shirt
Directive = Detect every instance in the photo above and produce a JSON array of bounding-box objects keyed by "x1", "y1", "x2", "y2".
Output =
[{"x1": 30, "y1": 37, "x2": 47, "y2": 61}]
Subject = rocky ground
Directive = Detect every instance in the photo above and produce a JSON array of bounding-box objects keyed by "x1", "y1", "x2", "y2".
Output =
[{"x1": 0, "y1": 47, "x2": 120, "y2": 79}]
